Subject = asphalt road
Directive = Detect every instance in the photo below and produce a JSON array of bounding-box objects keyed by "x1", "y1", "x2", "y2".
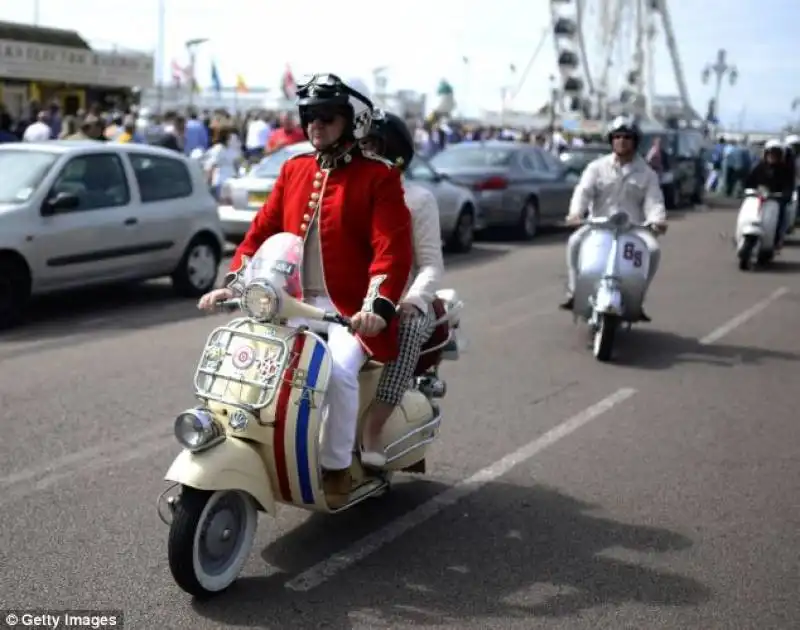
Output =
[{"x1": 1, "y1": 207, "x2": 799, "y2": 630}]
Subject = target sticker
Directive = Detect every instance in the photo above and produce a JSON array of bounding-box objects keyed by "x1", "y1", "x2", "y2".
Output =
[{"x1": 232, "y1": 344, "x2": 256, "y2": 369}]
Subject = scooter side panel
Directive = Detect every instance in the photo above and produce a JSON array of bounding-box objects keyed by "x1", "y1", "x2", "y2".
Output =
[
  {"x1": 575, "y1": 230, "x2": 650, "y2": 320},
  {"x1": 271, "y1": 330, "x2": 333, "y2": 511},
  {"x1": 165, "y1": 439, "x2": 276, "y2": 514},
  {"x1": 736, "y1": 197, "x2": 765, "y2": 240}
]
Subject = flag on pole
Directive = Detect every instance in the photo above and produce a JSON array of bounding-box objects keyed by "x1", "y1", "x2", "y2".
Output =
[
  {"x1": 210, "y1": 61, "x2": 222, "y2": 94},
  {"x1": 235, "y1": 74, "x2": 248, "y2": 93},
  {"x1": 170, "y1": 60, "x2": 185, "y2": 87},
  {"x1": 281, "y1": 64, "x2": 297, "y2": 100}
]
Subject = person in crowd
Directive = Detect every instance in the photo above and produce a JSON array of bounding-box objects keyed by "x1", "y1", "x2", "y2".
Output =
[
  {"x1": 22, "y1": 111, "x2": 51, "y2": 142},
  {"x1": 204, "y1": 126, "x2": 240, "y2": 199},
  {"x1": 184, "y1": 109, "x2": 209, "y2": 156},
  {"x1": 266, "y1": 112, "x2": 306, "y2": 152}
]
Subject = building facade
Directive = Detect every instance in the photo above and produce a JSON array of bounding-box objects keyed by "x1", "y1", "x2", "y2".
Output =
[{"x1": 0, "y1": 21, "x2": 153, "y2": 118}]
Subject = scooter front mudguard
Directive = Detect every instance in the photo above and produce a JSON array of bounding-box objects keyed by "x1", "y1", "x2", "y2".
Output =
[
  {"x1": 165, "y1": 438, "x2": 276, "y2": 514},
  {"x1": 594, "y1": 281, "x2": 623, "y2": 315}
]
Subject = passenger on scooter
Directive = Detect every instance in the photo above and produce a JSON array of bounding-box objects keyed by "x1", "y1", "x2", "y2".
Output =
[
  {"x1": 559, "y1": 115, "x2": 667, "y2": 320},
  {"x1": 358, "y1": 110, "x2": 445, "y2": 466},
  {"x1": 197, "y1": 74, "x2": 414, "y2": 508},
  {"x1": 744, "y1": 139, "x2": 794, "y2": 249}
]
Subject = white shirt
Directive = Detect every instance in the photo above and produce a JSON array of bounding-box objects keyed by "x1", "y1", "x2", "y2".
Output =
[
  {"x1": 23, "y1": 121, "x2": 51, "y2": 142},
  {"x1": 205, "y1": 142, "x2": 239, "y2": 186},
  {"x1": 567, "y1": 153, "x2": 666, "y2": 225},
  {"x1": 402, "y1": 182, "x2": 445, "y2": 313},
  {"x1": 245, "y1": 119, "x2": 269, "y2": 150}
]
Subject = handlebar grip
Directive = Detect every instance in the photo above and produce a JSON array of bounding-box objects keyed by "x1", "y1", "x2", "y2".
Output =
[
  {"x1": 322, "y1": 312, "x2": 352, "y2": 328},
  {"x1": 217, "y1": 299, "x2": 241, "y2": 312}
]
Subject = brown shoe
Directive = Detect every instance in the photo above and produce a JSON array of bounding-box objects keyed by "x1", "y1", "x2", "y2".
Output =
[{"x1": 322, "y1": 468, "x2": 353, "y2": 509}]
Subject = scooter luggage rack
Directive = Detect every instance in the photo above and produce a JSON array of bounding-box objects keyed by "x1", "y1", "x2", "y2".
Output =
[
  {"x1": 193, "y1": 318, "x2": 293, "y2": 412},
  {"x1": 381, "y1": 412, "x2": 442, "y2": 464}
]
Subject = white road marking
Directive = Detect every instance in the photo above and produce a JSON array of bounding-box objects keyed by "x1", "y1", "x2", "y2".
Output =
[
  {"x1": 700, "y1": 287, "x2": 789, "y2": 345},
  {"x1": 0, "y1": 431, "x2": 173, "y2": 506},
  {"x1": 285, "y1": 387, "x2": 638, "y2": 592}
]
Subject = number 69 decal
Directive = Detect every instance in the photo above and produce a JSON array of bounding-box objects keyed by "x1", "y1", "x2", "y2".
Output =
[{"x1": 622, "y1": 242, "x2": 643, "y2": 268}]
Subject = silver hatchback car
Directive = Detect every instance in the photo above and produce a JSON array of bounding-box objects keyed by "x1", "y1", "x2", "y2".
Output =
[{"x1": 0, "y1": 142, "x2": 225, "y2": 329}]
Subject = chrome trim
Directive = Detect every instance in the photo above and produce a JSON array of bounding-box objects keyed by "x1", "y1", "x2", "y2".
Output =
[
  {"x1": 193, "y1": 318, "x2": 291, "y2": 415},
  {"x1": 382, "y1": 413, "x2": 442, "y2": 464}
]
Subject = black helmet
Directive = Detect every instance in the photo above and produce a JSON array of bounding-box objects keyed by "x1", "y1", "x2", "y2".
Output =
[
  {"x1": 607, "y1": 115, "x2": 640, "y2": 146},
  {"x1": 295, "y1": 74, "x2": 374, "y2": 142},
  {"x1": 367, "y1": 110, "x2": 414, "y2": 170}
]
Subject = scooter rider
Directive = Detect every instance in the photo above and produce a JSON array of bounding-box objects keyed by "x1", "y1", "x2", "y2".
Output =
[
  {"x1": 559, "y1": 115, "x2": 667, "y2": 320},
  {"x1": 198, "y1": 74, "x2": 414, "y2": 508},
  {"x1": 358, "y1": 110, "x2": 445, "y2": 465},
  {"x1": 744, "y1": 139, "x2": 794, "y2": 249}
]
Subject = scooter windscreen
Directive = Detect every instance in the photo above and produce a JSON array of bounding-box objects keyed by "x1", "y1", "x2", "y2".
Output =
[{"x1": 239, "y1": 232, "x2": 304, "y2": 320}]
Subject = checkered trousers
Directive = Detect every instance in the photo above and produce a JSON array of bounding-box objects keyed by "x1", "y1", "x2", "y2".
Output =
[{"x1": 375, "y1": 305, "x2": 437, "y2": 406}]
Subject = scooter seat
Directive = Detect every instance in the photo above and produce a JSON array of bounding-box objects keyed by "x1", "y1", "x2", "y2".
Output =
[{"x1": 361, "y1": 360, "x2": 383, "y2": 372}]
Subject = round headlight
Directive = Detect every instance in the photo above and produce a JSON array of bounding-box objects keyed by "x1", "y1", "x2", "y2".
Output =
[
  {"x1": 174, "y1": 409, "x2": 220, "y2": 450},
  {"x1": 242, "y1": 281, "x2": 282, "y2": 321}
]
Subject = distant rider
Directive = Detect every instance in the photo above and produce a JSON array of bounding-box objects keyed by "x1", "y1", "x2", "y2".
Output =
[
  {"x1": 560, "y1": 116, "x2": 667, "y2": 320},
  {"x1": 358, "y1": 110, "x2": 445, "y2": 465},
  {"x1": 744, "y1": 139, "x2": 794, "y2": 249},
  {"x1": 198, "y1": 74, "x2": 413, "y2": 508}
]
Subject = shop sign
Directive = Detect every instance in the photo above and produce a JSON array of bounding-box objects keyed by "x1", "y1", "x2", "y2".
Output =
[{"x1": 0, "y1": 39, "x2": 154, "y2": 88}]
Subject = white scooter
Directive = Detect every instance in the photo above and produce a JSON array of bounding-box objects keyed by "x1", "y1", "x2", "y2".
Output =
[
  {"x1": 735, "y1": 188, "x2": 783, "y2": 270},
  {"x1": 786, "y1": 189, "x2": 798, "y2": 235},
  {"x1": 572, "y1": 211, "x2": 660, "y2": 362}
]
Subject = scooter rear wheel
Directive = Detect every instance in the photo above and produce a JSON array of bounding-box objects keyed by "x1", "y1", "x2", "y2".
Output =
[{"x1": 168, "y1": 487, "x2": 258, "y2": 598}]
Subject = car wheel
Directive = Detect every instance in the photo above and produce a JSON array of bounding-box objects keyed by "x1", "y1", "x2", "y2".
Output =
[
  {"x1": 0, "y1": 255, "x2": 31, "y2": 330},
  {"x1": 172, "y1": 235, "x2": 221, "y2": 298},
  {"x1": 445, "y1": 207, "x2": 474, "y2": 253},
  {"x1": 516, "y1": 198, "x2": 539, "y2": 241}
]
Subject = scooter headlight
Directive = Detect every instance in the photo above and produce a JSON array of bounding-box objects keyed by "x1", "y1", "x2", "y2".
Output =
[
  {"x1": 174, "y1": 408, "x2": 224, "y2": 451},
  {"x1": 242, "y1": 280, "x2": 282, "y2": 321}
]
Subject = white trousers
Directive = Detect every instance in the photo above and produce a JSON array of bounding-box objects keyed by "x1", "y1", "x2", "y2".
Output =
[{"x1": 290, "y1": 296, "x2": 366, "y2": 470}]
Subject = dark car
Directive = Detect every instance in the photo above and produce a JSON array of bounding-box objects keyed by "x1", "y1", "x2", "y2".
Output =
[
  {"x1": 429, "y1": 141, "x2": 579, "y2": 240},
  {"x1": 559, "y1": 143, "x2": 608, "y2": 175},
  {"x1": 639, "y1": 128, "x2": 707, "y2": 209}
]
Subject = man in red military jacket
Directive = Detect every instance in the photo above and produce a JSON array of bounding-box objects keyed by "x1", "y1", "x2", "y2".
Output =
[{"x1": 199, "y1": 74, "x2": 413, "y2": 508}]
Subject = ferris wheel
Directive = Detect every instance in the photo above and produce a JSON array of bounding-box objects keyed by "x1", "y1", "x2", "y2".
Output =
[{"x1": 547, "y1": 0, "x2": 692, "y2": 122}]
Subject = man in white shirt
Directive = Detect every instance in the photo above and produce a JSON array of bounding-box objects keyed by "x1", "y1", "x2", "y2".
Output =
[
  {"x1": 23, "y1": 111, "x2": 51, "y2": 142},
  {"x1": 560, "y1": 116, "x2": 667, "y2": 320},
  {"x1": 244, "y1": 113, "x2": 270, "y2": 159}
]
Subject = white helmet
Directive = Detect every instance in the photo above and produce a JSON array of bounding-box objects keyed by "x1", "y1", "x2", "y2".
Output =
[
  {"x1": 785, "y1": 134, "x2": 800, "y2": 146},
  {"x1": 764, "y1": 139, "x2": 783, "y2": 151},
  {"x1": 295, "y1": 74, "x2": 374, "y2": 140}
]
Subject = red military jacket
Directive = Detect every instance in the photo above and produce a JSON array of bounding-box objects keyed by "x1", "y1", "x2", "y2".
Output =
[{"x1": 228, "y1": 148, "x2": 414, "y2": 362}]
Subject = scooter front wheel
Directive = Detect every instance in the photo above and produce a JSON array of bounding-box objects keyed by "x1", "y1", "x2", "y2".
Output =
[
  {"x1": 738, "y1": 235, "x2": 758, "y2": 271},
  {"x1": 592, "y1": 314, "x2": 618, "y2": 362},
  {"x1": 168, "y1": 487, "x2": 258, "y2": 598}
]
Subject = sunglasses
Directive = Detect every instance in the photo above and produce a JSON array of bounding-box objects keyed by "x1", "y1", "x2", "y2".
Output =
[{"x1": 305, "y1": 109, "x2": 341, "y2": 124}]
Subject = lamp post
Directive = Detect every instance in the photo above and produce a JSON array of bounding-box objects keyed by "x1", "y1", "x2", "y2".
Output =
[
  {"x1": 701, "y1": 48, "x2": 738, "y2": 126},
  {"x1": 185, "y1": 37, "x2": 209, "y2": 109}
]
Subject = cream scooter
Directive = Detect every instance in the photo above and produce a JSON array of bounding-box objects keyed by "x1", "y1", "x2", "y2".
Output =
[
  {"x1": 157, "y1": 232, "x2": 464, "y2": 598},
  {"x1": 736, "y1": 188, "x2": 783, "y2": 270}
]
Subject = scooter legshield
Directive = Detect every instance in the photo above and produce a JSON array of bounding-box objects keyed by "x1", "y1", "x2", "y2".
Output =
[{"x1": 165, "y1": 439, "x2": 276, "y2": 514}]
